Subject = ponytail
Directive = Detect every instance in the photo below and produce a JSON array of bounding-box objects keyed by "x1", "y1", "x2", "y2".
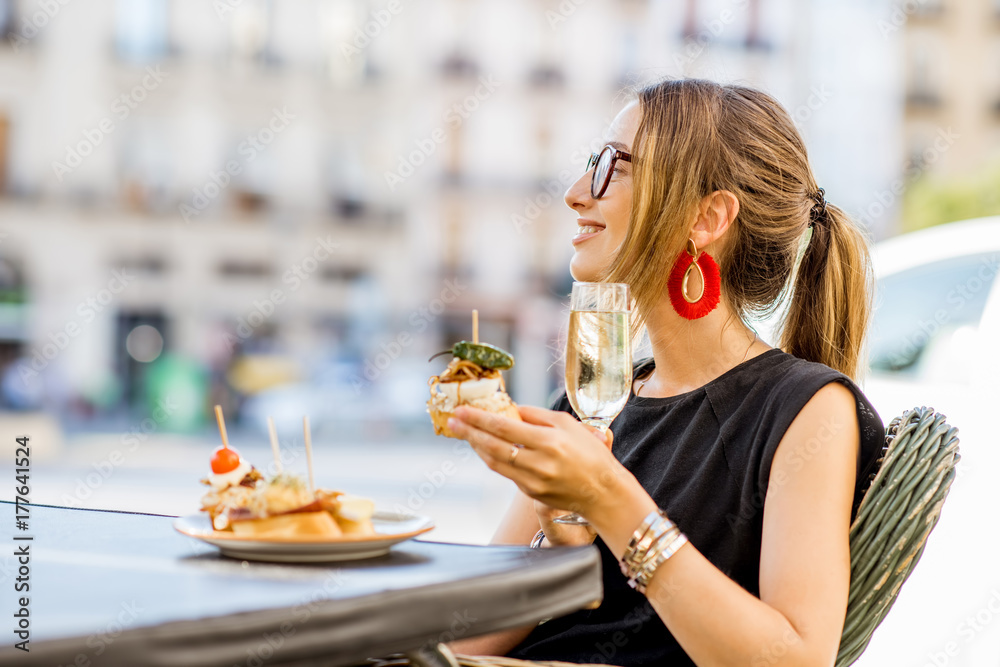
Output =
[{"x1": 780, "y1": 204, "x2": 874, "y2": 382}]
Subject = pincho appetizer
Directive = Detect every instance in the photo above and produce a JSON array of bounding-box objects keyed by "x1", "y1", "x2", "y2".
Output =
[
  {"x1": 426, "y1": 310, "x2": 521, "y2": 439},
  {"x1": 200, "y1": 407, "x2": 376, "y2": 539}
]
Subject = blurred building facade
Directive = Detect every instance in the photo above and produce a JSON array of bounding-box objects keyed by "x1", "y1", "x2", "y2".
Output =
[
  {"x1": 902, "y1": 0, "x2": 1000, "y2": 177},
  {"x1": 0, "y1": 0, "x2": 904, "y2": 428}
]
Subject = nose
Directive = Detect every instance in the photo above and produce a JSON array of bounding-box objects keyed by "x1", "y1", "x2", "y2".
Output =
[{"x1": 564, "y1": 169, "x2": 592, "y2": 211}]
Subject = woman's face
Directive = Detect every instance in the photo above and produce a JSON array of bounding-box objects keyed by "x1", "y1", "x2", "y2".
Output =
[{"x1": 565, "y1": 101, "x2": 640, "y2": 282}]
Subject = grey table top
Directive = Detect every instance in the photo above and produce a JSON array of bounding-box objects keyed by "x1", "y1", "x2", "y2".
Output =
[{"x1": 0, "y1": 502, "x2": 603, "y2": 667}]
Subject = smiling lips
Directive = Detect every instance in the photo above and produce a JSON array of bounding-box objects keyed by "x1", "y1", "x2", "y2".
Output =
[{"x1": 572, "y1": 220, "x2": 606, "y2": 245}]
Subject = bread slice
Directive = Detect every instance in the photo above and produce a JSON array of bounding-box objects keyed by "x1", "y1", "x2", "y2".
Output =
[
  {"x1": 230, "y1": 510, "x2": 343, "y2": 539},
  {"x1": 428, "y1": 401, "x2": 522, "y2": 439}
]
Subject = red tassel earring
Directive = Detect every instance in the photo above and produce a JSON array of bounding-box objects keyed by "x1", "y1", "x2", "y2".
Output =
[{"x1": 667, "y1": 239, "x2": 721, "y2": 320}]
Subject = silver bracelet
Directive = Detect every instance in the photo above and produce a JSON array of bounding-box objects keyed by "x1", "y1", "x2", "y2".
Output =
[
  {"x1": 633, "y1": 532, "x2": 688, "y2": 594},
  {"x1": 620, "y1": 508, "x2": 688, "y2": 594},
  {"x1": 633, "y1": 523, "x2": 680, "y2": 579},
  {"x1": 626, "y1": 518, "x2": 676, "y2": 583},
  {"x1": 530, "y1": 529, "x2": 546, "y2": 549},
  {"x1": 620, "y1": 512, "x2": 676, "y2": 580},
  {"x1": 625, "y1": 509, "x2": 661, "y2": 555}
]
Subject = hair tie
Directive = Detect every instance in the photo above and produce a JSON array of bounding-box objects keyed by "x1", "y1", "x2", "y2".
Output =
[{"x1": 809, "y1": 188, "x2": 827, "y2": 226}]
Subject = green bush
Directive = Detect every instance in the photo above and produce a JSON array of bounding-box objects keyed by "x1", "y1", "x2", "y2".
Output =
[{"x1": 902, "y1": 161, "x2": 1000, "y2": 232}]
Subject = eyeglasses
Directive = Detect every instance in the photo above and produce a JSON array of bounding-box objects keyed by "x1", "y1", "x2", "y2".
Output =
[{"x1": 585, "y1": 145, "x2": 632, "y2": 199}]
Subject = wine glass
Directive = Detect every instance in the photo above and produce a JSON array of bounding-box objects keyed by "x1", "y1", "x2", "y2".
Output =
[{"x1": 553, "y1": 282, "x2": 632, "y2": 526}]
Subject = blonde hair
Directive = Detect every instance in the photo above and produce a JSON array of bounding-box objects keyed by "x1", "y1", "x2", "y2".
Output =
[{"x1": 602, "y1": 78, "x2": 874, "y2": 381}]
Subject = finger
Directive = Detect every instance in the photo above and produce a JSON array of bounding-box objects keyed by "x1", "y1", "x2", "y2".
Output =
[
  {"x1": 535, "y1": 503, "x2": 578, "y2": 525},
  {"x1": 517, "y1": 405, "x2": 574, "y2": 427},
  {"x1": 591, "y1": 427, "x2": 613, "y2": 448},
  {"x1": 452, "y1": 405, "x2": 549, "y2": 450},
  {"x1": 448, "y1": 418, "x2": 532, "y2": 477},
  {"x1": 534, "y1": 499, "x2": 562, "y2": 520},
  {"x1": 581, "y1": 424, "x2": 610, "y2": 445}
]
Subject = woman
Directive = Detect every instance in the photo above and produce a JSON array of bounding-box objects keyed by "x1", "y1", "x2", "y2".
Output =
[{"x1": 447, "y1": 78, "x2": 884, "y2": 666}]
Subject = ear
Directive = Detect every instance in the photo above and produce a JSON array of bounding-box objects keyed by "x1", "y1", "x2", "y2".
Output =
[{"x1": 689, "y1": 190, "x2": 739, "y2": 252}]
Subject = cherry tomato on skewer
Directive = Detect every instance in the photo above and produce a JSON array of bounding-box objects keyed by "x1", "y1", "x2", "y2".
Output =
[{"x1": 210, "y1": 446, "x2": 241, "y2": 474}]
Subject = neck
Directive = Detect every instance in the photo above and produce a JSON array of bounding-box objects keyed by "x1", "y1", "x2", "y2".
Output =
[{"x1": 638, "y1": 296, "x2": 764, "y2": 397}]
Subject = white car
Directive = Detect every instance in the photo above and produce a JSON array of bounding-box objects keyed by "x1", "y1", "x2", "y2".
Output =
[{"x1": 865, "y1": 215, "x2": 1000, "y2": 420}]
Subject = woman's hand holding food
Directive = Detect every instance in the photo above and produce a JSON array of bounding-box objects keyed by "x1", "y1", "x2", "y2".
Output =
[{"x1": 447, "y1": 404, "x2": 641, "y2": 529}]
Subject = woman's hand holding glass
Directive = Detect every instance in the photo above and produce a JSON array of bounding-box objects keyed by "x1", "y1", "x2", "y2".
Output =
[{"x1": 532, "y1": 426, "x2": 612, "y2": 547}]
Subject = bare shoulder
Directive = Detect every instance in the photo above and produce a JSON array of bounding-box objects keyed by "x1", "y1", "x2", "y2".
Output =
[{"x1": 771, "y1": 381, "x2": 859, "y2": 482}]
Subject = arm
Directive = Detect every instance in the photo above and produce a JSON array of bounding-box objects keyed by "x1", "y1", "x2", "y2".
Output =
[
  {"x1": 449, "y1": 382, "x2": 859, "y2": 666},
  {"x1": 490, "y1": 487, "x2": 541, "y2": 545}
]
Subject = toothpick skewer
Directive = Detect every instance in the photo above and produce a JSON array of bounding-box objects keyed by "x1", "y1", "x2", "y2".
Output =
[
  {"x1": 472, "y1": 309, "x2": 479, "y2": 344},
  {"x1": 214, "y1": 405, "x2": 230, "y2": 449},
  {"x1": 266, "y1": 417, "x2": 282, "y2": 474},
  {"x1": 303, "y1": 416, "x2": 315, "y2": 494}
]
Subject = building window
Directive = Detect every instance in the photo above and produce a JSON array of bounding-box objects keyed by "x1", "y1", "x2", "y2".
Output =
[
  {"x1": 441, "y1": 50, "x2": 479, "y2": 79},
  {"x1": 528, "y1": 64, "x2": 565, "y2": 89},
  {"x1": 115, "y1": 0, "x2": 168, "y2": 64},
  {"x1": 0, "y1": 256, "x2": 25, "y2": 305},
  {"x1": 0, "y1": 113, "x2": 8, "y2": 194},
  {"x1": 906, "y1": 48, "x2": 943, "y2": 109},
  {"x1": 229, "y1": 0, "x2": 274, "y2": 64},
  {"x1": 321, "y1": 266, "x2": 366, "y2": 283},
  {"x1": 681, "y1": 0, "x2": 698, "y2": 41},
  {"x1": 217, "y1": 260, "x2": 273, "y2": 280},
  {"x1": 116, "y1": 256, "x2": 167, "y2": 278},
  {"x1": 320, "y1": 0, "x2": 367, "y2": 85},
  {"x1": 744, "y1": 0, "x2": 770, "y2": 51},
  {"x1": 912, "y1": 0, "x2": 945, "y2": 18},
  {"x1": 0, "y1": 0, "x2": 14, "y2": 39}
]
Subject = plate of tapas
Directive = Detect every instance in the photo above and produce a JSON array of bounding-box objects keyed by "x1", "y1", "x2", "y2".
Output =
[{"x1": 174, "y1": 407, "x2": 434, "y2": 563}]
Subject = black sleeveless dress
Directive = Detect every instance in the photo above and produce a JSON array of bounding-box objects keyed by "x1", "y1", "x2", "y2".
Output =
[{"x1": 506, "y1": 348, "x2": 885, "y2": 666}]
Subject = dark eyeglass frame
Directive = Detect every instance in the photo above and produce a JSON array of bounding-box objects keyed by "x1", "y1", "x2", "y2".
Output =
[{"x1": 586, "y1": 145, "x2": 632, "y2": 199}]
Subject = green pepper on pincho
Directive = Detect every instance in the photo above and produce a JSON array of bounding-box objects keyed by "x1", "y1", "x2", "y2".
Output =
[{"x1": 426, "y1": 340, "x2": 520, "y2": 439}]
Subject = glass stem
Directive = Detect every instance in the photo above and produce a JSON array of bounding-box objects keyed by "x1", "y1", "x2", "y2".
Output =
[
  {"x1": 582, "y1": 418, "x2": 610, "y2": 433},
  {"x1": 552, "y1": 419, "x2": 610, "y2": 527}
]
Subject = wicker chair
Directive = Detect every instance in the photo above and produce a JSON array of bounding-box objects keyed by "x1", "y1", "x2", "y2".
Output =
[
  {"x1": 382, "y1": 406, "x2": 960, "y2": 667},
  {"x1": 836, "y1": 406, "x2": 960, "y2": 665}
]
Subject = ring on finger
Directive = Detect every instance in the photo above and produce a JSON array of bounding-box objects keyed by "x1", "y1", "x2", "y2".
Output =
[{"x1": 508, "y1": 445, "x2": 520, "y2": 466}]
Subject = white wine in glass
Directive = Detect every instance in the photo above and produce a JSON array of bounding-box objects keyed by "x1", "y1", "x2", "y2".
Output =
[{"x1": 554, "y1": 282, "x2": 632, "y2": 526}]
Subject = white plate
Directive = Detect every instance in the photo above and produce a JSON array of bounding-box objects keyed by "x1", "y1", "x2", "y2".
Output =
[{"x1": 173, "y1": 511, "x2": 434, "y2": 563}]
